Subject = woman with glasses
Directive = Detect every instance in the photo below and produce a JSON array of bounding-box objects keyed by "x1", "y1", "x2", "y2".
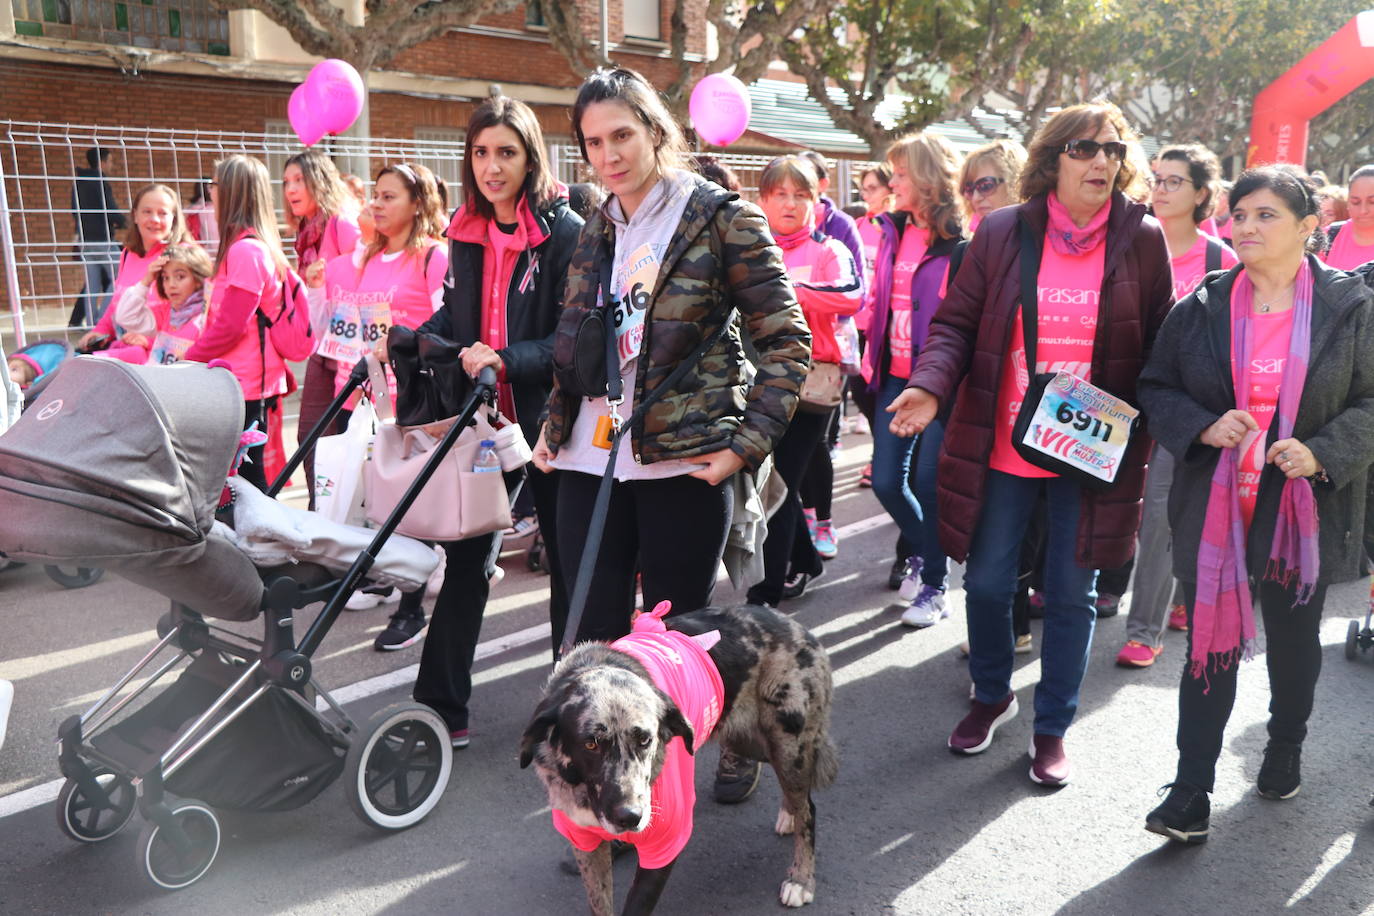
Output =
[
  {"x1": 1111, "y1": 144, "x2": 1239, "y2": 668},
  {"x1": 958, "y1": 140, "x2": 1027, "y2": 234},
  {"x1": 1139, "y1": 164, "x2": 1374, "y2": 844},
  {"x1": 862, "y1": 132, "x2": 965, "y2": 628},
  {"x1": 889, "y1": 102, "x2": 1173, "y2": 786}
]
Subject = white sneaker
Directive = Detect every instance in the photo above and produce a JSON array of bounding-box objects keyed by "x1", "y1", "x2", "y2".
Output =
[
  {"x1": 489, "y1": 564, "x2": 505, "y2": 584},
  {"x1": 0, "y1": 679, "x2": 12, "y2": 752},
  {"x1": 898, "y1": 557, "x2": 923, "y2": 602},
  {"x1": 900, "y1": 586, "x2": 948, "y2": 628},
  {"x1": 345, "y1": 587, "x2": 396, "y2": 611}
]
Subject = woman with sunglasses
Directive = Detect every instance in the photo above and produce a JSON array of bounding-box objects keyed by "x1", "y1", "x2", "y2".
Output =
[
  {"x1": 1110, "y1": 144, "x2": 1239, "y2": 668},
  {"x1": 958, "y1": 140, "x2": 1027, "y2": 234},
  {"x1": 889, "y1": 102, "x2": 1173, "y2": 786},
  {"x1": 1138, "y1": 164, "x2": 1374, "y2": 844}
]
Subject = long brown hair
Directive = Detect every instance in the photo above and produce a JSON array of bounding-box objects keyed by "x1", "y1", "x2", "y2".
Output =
[
  {"x1": 571, "y1": 67, "x2": 692, "y2": 178},
  {"x1": 362, "y1": 163, "x2": 447, "y2": 267},
  {"x1": 1020, "y1": 102, "x2": 1147, "y2": 202},
  {"x1": 212, "y1": 155, "x2": 288, "y2": 279},
  {"x1": 124, "y1": 183, "x2": 191, "y2": 256},
  {"x1": 462, "y1": 96, "x2": 559, "y2": 221},
  {"x1": 282, "y1": 148, "x2": 351, "y2": 231},
  {"x1": 884, "y1": 132, "x2": 963, "y2": 241}
]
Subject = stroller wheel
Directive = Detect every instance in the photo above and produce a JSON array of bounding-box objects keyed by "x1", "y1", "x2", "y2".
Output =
[
  {"x1": 44, "y1": 565, "x2": 104, "y2": 589},
  {"x1": 56, "y1": 768, "x2": 137, "y2": 843},
  {"x1": 345, "y1": 702, "x2": 452, "y2": 831},
  {"x1": 1347, "y1": 619, "x2": 1361, "y2": 661},
  {"x1": 137, "y1": 798, "x2": 221, "y2": 890}
]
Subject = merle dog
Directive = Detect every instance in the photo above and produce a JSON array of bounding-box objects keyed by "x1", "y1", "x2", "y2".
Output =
[{"x1": 519, "y1": 604, "x2": 837, "y2": 914}]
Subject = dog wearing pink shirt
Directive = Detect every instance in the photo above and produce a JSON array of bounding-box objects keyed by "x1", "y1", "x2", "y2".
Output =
[{"x1": 520, "y1": 602, "x2": 837, "y2": 913}]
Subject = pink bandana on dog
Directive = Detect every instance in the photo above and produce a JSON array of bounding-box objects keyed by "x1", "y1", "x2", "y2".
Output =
[{"x1": 553, "y1": 602, "x2": 725, "y2": 868}]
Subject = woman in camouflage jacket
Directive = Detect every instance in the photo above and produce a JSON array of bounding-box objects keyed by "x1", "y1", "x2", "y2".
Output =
[{"x1": 533, "y1": 68, "x2": 811, "y2": 647}]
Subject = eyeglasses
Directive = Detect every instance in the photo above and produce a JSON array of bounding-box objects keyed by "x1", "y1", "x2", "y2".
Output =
[
  {"x1": 1061, "y1": 139, "x2": 1128, "y2": 162},
  {"x1": 961, "y1": 176, "x2": 1006, "y2": 199},
  {"x1": 1149, "y1": 174, "x2": 1196, "y2": 193}
]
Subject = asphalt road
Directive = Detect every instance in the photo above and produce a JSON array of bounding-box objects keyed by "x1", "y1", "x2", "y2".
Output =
[{"x1": 1, "y1": 440, "x2": 1373, "y2": 915}]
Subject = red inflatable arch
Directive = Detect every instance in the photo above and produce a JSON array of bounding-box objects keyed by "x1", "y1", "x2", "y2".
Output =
[{"x1": 1248, "y1": 10, "x2": 1374, "y2": 166}]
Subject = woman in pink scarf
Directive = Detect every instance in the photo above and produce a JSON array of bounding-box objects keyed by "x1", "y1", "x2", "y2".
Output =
[{"x1": 1138, "y1": 165, "x2": 1374, "y2": 845}]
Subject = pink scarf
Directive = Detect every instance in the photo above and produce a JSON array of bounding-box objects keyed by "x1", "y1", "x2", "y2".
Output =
[
  {"x1": 773, "y1": 223, "x2": 813, "y2": 251},
  {"x1": 1045, "y1": 191, "x2": 1109, "y2": 257},
  {"x1": 1191, "y1": 261, "x2": 1320, "y2": 681}
]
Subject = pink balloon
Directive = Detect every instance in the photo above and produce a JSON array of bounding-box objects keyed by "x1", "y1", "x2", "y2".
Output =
[
  {"x1": 689, "y1": 74, "x2": 751, "y2": 147},
  {"x1": 288, "y1": 83, "x2": 324, "y2": 147},
  {"x1": 306, "y1": 59, "x2": 366, "y2": 136}
]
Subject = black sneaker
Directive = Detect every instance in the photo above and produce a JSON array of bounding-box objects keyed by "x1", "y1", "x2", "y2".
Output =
[
  {"x1": 1145, "y1": 782, "x2": 1210, "y2": 845},
  {"x1": 888, "y1": 557, "x2": 910, "y2": 591},
  {"x1": 782, "y1": 566, "x2": 823, "y2": 600},
  {"x1": 374, "y1": 611, "x2": 426, "y2": 651},
  {"x1": 713, "y1": 749, "x2": 763, "y2": 804},
  {"x1": 1256, "y1": 741, "x2": 1302, "y2": 800}
]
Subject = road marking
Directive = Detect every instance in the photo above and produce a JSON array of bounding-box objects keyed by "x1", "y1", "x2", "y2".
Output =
[{"x1": 0, "y1": 512, "x2": 892, "y2": 820}]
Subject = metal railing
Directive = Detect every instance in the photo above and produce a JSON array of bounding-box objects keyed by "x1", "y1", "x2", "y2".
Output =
[{"x1": 1, "y1": 120, "x2": 861, "y2": 347}]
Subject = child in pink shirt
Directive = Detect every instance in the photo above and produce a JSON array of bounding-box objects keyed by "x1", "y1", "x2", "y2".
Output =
[{"x1": 107, "y1": 243, "x2": 214, "y2": 365}]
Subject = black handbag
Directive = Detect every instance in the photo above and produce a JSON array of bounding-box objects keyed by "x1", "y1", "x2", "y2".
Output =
[
  {"x1": 386, "y1": 325, "x2": 473, "y2": 427},
  {"x1": 1008, "y1": 219, "x2": 1138, "y2": 490},
  {"x1": 552, "y1": 240, "x2": 618, "y2": 400}
]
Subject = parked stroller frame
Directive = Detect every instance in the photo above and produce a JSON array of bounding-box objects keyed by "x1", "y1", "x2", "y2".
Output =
[{"x1": 51, "y1": 360, "x2": 499, "y2": 890}]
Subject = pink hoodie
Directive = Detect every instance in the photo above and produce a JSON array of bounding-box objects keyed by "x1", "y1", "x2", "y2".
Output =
[
  {"x1": 552, "y1": 602, "x2": 725, "y2": 869},
  {"x1": 774, "y1": 226, "x2": 864, "y2": 364}
]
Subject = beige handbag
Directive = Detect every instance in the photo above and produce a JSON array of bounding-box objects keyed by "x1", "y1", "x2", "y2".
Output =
[
  {"x1": 798, "y1": 360, "x2": 845, "y2": 413},
  {"x1": 361, "y1": 355, "x2": 513, "y2": 541}
]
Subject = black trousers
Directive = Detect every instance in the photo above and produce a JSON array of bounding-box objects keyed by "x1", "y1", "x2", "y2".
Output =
[
  {"x1": 524, "y1": 466, "x2": 569, "y2": 659},
  {"x1": 1175, "y1": 578, "x2": 1328, "y2": 791},
  {"x1": 412, "y1": 533, "x2": 499, "y2": 733},
  {"x1": 747, "y1": 408, "x2": 829, "y2": 608},
  {"x1": 238, "y1": 399, "x2": 269, "y2": 492},
  {"x1": 555, "y1": 470, "x2": 731, "y2": 645},
  {"x1": 800, "y1": 406, "x2": 839, "y2": 520}
]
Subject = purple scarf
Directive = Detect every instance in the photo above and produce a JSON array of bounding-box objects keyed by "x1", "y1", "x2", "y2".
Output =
[
  {"x1": 1046, "y1": 191, "x2": 1109, "y2": 257},
  {"x1": 1191, "y1": 261, "x2": 1320, "y2": 681}
]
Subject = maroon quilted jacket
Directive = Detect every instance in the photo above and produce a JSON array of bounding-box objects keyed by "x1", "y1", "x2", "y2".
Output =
[{"x1": 906, "y1": 192, "x2": 1173, "y2": 568}]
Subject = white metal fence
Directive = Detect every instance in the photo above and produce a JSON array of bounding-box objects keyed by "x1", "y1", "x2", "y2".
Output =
[{"x1": 1, "y1": 120, "x2": 857, "y2": 347}]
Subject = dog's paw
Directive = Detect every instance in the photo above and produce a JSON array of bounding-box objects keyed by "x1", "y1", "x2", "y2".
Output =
[
  {"x1": 774, "y1": 807, "x2": 796, "y2": 836},
  {"x1": 779, "y1": 879, "x2": 815, "y2": 907}
]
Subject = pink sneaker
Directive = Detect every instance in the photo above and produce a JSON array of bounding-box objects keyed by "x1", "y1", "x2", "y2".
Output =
[
  {"x1": 1029, "y1": 734, "x2": 1070, "y2": 786},
  {"x1": 1168, "y1": 604, "x2": 1189, "y2": 631},
  {"x1": 948, "y1": 692, "x2": 1018, "y2": 755},
  {"x1": 1116, "y1": 640, "x2": 1163, "y2": 668}
]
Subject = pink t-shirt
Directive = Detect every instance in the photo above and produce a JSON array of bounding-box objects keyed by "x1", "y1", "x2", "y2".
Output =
[
  {"x1": 989, "y1": 236, "x2": 1106, "y2": 477},
  {"x1": 322, "y1": 242, "x2": 448, "y2": 397},
  {"x1": 887, "y1": 226, "x2": 929, "y2": 379},
  {"x1": 1232, "y1": 306, "x2": 1294, "y2": 530},
  {"x1": 185, "y1": 233, "x2": 286, "y2": 399},
  {"x1": 552, "y1": 603, "x2": 725, "y2": 870},
  {"x1": 1325, "y1": 223, "x2": 1374, "y2": 271},
  {"x1": 856, "y1": 215, "x2": 883, "y2": 277},
  {"x1": 1170, "y1": 234, "x2": 1238, "y2": 301},
  {"x1": 92, "y1": 241, "x2": 169, "y2": 338}
]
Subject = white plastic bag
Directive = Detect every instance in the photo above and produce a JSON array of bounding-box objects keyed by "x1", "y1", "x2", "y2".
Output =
[{"x1": 313, "y1": 397, "x2": 377, "y2": 526}]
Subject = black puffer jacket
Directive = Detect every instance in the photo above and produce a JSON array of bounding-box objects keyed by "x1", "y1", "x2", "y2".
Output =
[
  {"x1": 417, "y1": 193, "x2": 584, "y2": 445},
  {"x1": 1138, "y1": 257, "x2": 1374, "y2": 584}
]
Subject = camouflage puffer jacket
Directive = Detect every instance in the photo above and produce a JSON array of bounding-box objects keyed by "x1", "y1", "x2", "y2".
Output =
[{"x1": 544, "y1": 175, "x2": 811, "y2": 471}]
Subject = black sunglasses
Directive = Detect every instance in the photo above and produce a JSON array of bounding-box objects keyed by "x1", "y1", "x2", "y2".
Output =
[
  {"x1": 961, "y1": 176, "x2": 1006, "y2": 199},
  {"x1": 1061, "y1": 139, "x2": 1128, "y2": 162}
]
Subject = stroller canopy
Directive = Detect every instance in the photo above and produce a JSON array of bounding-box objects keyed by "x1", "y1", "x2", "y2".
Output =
[{"x1": 0, "y1": 357, "x2": 244, "y2": 567}]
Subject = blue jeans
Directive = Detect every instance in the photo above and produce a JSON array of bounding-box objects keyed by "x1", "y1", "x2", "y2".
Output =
[
  {"x1": 872, "y1": 374, "x2": 947, "y2": 588},
  {"x1": 965, "y1": 470, "x2": 1098, "y2": 737}
]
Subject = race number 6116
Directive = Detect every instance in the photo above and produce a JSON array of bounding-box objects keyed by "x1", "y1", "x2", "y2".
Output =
[{"x1": 1056, "y1": 401, "x2": 1113, "y2": 442}]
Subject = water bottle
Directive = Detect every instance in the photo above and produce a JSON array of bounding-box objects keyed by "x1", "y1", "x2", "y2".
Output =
[{"x1": 474, "y1": 439, "x2": 501, "y2": 473}]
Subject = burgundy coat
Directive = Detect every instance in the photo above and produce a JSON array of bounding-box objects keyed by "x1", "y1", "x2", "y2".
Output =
[{"x1": 906, "y1": 192, "x2": 1174, "y2": 568}]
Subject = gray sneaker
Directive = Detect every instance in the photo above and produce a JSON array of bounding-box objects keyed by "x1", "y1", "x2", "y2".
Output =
[{"x1": 901, "y1": 585, "x2": 948, "y2": 628}]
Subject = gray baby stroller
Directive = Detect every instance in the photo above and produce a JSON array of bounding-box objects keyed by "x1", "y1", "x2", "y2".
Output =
[{"x1": 0, "y1": 356, "x2": 496, "y2": 889}]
